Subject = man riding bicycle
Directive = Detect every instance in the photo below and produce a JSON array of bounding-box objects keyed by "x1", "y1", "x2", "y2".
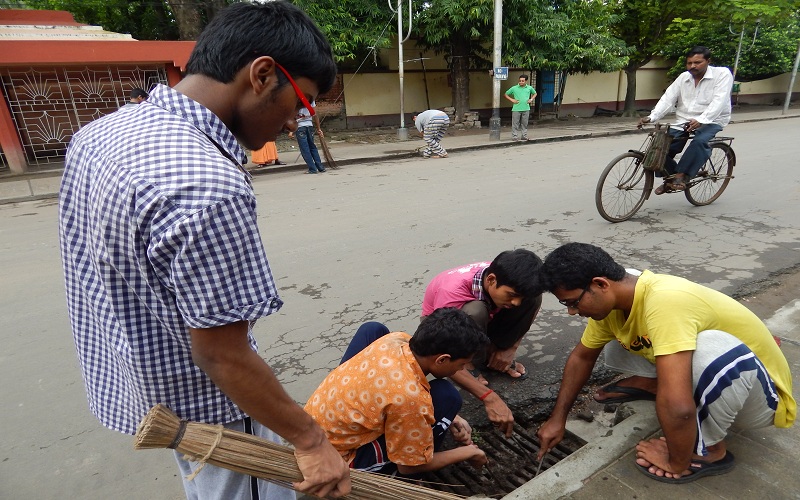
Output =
[{"x1": 637, "y1": 46, "x2": 733, "y2": 195}]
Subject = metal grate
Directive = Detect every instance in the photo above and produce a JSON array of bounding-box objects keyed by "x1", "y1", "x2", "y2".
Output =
[{"x1": 424, "y1": 423, "x2": 586, "y2": 497}]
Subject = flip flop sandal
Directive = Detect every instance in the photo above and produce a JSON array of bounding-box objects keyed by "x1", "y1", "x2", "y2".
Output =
[
  {"x1": 594, "y1": 383, "x2": 656, "y2": 404},
  {"x1": 636, "y1": 451, "x2": 735, "y2": 484},
  {"x1": 506, "y1": 360, "x2": 528, "y2": 380}
]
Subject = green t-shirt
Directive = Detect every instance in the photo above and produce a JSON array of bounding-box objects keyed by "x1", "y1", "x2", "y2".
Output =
[{"x1": 505, "y1": 84, "x2": 536, "y2": 111}]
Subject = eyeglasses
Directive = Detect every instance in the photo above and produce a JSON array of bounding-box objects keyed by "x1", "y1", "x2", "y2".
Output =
[
  {"x1": 274, "y1": 62, "x2": 314, "y2": 117},
  {"x1": 558, "y1": 284, "x2": 590, "y2": 309}
]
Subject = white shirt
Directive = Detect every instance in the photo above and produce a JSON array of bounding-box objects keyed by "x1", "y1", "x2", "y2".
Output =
[{"x1": 648, "y1": 65, "x2": 733, "y2": 127}]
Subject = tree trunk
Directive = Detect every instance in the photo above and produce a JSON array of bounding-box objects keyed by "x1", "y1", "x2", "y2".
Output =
[
  {"x1": 166, "y1": 0, "x2": 203, "y2": 40},
  {"x1": 622, "y1": 65, "x2": 638, "y2": 117},
  {"x1": 450, "y1": 32, "x2": 471, "y2": 123}
]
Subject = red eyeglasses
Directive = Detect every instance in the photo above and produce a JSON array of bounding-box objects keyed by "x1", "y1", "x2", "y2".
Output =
[{"x1": 274, "y1": 62, "x2": 315, "y2": 117}]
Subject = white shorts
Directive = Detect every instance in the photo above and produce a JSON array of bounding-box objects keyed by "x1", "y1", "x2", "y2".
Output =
[{"x1": 603, "y1": 330, "x2": 778, "y2": 455}]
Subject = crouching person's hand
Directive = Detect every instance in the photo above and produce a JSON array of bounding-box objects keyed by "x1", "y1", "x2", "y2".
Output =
[
  {"x1": 465, "y1": 445, "x2": 488, "y2": 470},
  {"x1": 450, "y1": 415, "x2": 473, "y2": 445}
]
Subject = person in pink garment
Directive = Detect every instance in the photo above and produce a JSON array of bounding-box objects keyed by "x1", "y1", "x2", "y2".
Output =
[{"x1": 421, "y1": 249, "x2": 543, "y2": 436}]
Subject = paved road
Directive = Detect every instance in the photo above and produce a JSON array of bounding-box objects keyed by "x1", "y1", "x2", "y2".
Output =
[{"x1": 1, "y1": 119, "x2": 798, "y2": 499}]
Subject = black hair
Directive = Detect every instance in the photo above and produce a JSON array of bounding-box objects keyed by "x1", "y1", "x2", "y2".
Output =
[
  {"x1": 185, "y1": 1, "x2": 337, "y2": 95},
  {"x1": 519, "y1": 74, "x2": 529, "y2": 81},
  {"x1": 129, "y1": 88, "x2": 148, "y2": 99},
  {"x1": 686, "y1": 46, "x2": 712, "y2": 60},
  {"x1": 539, "y1": 242, "x2": 626, "y2": 292},
  {"x1": 410, "y1": 308, "x2": 489, "y2": 360},
  {"x1": 485, "y1": 249, "x2": 543, "y2": 298}
]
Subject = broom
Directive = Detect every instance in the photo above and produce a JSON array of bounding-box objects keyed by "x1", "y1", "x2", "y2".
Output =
[
  {"x1": 134, "y1": 404, "x2": 465, "y2": 500},
  {"x1": 318, "y1": 133, "x2": 339, "y2": 170}
]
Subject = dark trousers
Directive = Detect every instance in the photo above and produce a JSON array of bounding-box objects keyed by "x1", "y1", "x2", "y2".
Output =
[
  {"x1": 665, "y1": 123, "x2": 724, "y2": 178},
  {"x1": 460, "y1": 294, "x2": 542, "y2": 350},
  {"x1": 342, "y1": 321, "x2": 462, "y2": 475}
]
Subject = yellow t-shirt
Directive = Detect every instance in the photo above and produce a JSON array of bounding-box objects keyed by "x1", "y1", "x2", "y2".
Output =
[
  {"x1": 304, "y1": 332, "x2": 435, "y2": 466},
  {"x1": 582, "y1": 270, "x2": 796, "y2": 428}
]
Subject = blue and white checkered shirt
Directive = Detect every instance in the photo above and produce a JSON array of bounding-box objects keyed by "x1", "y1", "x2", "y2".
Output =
[{"x1": 59, "y1": 84, "x2": 283, "y2": 435}]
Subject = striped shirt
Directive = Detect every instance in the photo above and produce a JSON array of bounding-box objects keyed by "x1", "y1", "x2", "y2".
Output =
[{"x1": 59, "y1": 84, "x2": 283, "y2": 434}]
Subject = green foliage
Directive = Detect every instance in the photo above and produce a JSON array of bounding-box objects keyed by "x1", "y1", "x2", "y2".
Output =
[
  {"x1": 610, "y1": 0, "x2": 699, "y2": 69},
  {"x1": 291, "y1": 0, "x2": 395, "y2": 63},
  {"x1": 505, "y1": 0, "x2": 629, "y2": 74},
  {"x1": 23, "y1": 0, "x2": 181, "y2": 40},
  {"x1": 661, "y1": 14, "x2": 800, "y2": 81}
]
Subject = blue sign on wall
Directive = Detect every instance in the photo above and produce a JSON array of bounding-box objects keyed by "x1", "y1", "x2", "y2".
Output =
[{"x1": 494, "y1": 67, "x2": 508, "y2": 80}]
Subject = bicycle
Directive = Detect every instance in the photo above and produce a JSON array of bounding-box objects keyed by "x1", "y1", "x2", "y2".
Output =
[{"x1": 595, "y1": 124, "x2": 736, "y2": 223}]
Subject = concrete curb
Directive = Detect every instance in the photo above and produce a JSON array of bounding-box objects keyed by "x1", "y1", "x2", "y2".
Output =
[
  {"x1": 1, "y1": 112, "x2": 798, "y2": 205},
  {"x1": 500, "y1": 402, "x2": 659, "y2": 500}
]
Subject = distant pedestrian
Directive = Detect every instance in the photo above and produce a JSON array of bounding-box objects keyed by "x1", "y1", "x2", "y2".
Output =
[
  {"x1": 504, "y1": 75, "x2": 536, "y2": 141},
  {"x1": 289, "y1": 100, "x2": 326, "y2": 173},
  {"x1": 251, "y1": 141, "x2": 286, "y2": 166},
  {"x1": 413, "y1": 109, "x2": 450, "y2": 158},
  {"x1": 122, "y1": 88, "x2": 148, "y2": 108}
]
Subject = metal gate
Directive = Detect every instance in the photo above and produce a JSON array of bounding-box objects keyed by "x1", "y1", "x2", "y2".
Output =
[{"x1": 0, "y1": 65, "x2": 167, "y2": 169}]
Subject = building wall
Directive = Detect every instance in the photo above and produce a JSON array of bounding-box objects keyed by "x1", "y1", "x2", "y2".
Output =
[{"x1": 336, "y1": 58, "x2": 799, "y2": 128}]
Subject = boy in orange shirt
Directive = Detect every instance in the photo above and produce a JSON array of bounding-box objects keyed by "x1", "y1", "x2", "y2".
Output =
[{"x1": 305, "y1": 308, "x2": 490, "y2": 475}]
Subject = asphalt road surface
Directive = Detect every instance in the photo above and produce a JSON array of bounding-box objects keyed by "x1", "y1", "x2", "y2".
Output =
[{"x1": 2, "y1": 119, "x2": 798, "y2": 499}]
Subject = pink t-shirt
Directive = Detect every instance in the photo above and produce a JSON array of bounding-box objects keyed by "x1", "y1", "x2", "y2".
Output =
[{"x1": 421, "y1": 262, "x2": 490, "y2": 316}]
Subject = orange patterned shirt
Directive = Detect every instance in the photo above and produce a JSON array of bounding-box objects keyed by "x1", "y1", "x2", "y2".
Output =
[{"x1": 304, "y1": 332, "x2": 435, "y2": 466}]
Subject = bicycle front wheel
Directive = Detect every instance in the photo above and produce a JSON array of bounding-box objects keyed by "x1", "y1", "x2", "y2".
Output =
[
  {"x1": 685, "y1": 143, "x2": 734, "y2": 206},
  {"x1": 596, "y1": 152, "x2": 653, "y2": 222}
]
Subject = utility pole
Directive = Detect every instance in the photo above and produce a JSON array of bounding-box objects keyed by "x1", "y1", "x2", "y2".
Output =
[
  {"x1": 489, "y1": 0, "x2": 502, "y2": 140},
  {"x1": 784, "y1": 40, "x2": 800, "y2": 115},
  {"x1": 391, "y1": 0, "x2": 412, "y2": 140}
]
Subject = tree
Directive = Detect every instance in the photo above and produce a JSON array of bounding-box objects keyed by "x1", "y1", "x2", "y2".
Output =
[
  {"x1": 23, "y1": 0, "x2": 180, "y2": 40},
  {"x1": 661, "y1": 13, "x2": 800, "y2": 82},
  {"x1": 291, "y1": 0, "x2": 395, "y2": 64},
  {"x1": 612, "y1": 0, "x2": 798, "y2": 114},
  {"x1": 416, "y1": 0, "x2": 628, "y2": 122},
  {"x1": 22, "y1": 0, "x2": 234, "y2": 41},
  {"x1": 164, "y1": 0, "x2": 229, "y2": 41},
  {"x1": 609, "y1": 0, "x2": 693, "y2": 115},
  {"x1": 505, "y1": 0, "x2": 628, "y2": 75}
]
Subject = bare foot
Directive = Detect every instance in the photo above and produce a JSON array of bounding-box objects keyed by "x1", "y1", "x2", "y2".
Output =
[{"x1": 505, "y1": 360, "x2": 527, "y2": 379}]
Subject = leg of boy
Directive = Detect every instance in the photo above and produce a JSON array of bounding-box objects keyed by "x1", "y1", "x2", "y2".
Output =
[
  {"x1": 692, "y1": 330, "x2": 777, "y2": 456},
  {"x1": 340, "y1": 321, "x2": 391, "y2": 364},
  {"x1": 430, "y1": 379, "x2": 463, "y2": 450},
  {"x1": 486, "y1": 295, "x2": 542, "y2": 350}
]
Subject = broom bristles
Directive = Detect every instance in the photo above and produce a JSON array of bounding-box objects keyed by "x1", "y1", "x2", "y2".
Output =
[
  {"x1": 134, "y1": 404, "x2": 465, "y2": 500},
  {"x1": 319, "y1": 134, "x2": 339, "y2": 169}
]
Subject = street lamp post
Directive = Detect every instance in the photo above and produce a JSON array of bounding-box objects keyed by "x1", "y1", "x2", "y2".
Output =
[
  {"x1": 391, "y1": 0, "x2": 413, "y2": 141},
  {"x1": 489, "y1": 0, "x2": 502, "y2": 140}
]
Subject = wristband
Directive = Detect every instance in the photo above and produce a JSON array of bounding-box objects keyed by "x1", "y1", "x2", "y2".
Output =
[{"x1": 478, "y1": 389, "x2": 494, "y2": 401}]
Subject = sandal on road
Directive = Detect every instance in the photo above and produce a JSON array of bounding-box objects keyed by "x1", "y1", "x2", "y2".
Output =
[
  {"x1": 503, "y1": 360, "x2": 528, "y2": 380},
  {"x1": 636, "y1": 451, "x2": 736, "y2": 484},
  {"x1": 594, "y1": 383, "x2": 656, "y2": 404}
]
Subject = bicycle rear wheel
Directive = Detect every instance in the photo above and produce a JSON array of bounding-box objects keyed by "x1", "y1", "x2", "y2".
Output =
[
  {"x1": 685, "y1": 143, "x2": 734, "y2": 206},
  {"x1": 596, "y1": 152, "x2": 652, "y2": 222}
]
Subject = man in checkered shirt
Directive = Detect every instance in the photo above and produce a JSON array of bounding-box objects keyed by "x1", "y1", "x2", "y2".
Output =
[{"x1": 58, "y1": 2, "x2": 350, "y2": 499}]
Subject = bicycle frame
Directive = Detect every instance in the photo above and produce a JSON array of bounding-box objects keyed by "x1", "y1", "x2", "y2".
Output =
[{"x1": 634, "y1": 124, "x2": 736, "y2": 191}]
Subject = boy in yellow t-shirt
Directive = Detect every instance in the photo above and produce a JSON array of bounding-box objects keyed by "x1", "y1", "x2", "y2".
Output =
[
  {"x1": 536, "y1": 243, "x2": 795, "y2": 485},
  {"x1": 305, "y1": 307, "x2": 490, "y2": 476}
]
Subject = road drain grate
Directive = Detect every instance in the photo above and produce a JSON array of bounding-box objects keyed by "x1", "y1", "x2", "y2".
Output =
[{"x1": 423, "y1": 423, "x2": 586, "y2": 497}]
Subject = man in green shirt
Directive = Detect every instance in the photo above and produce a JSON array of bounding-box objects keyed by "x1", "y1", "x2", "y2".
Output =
[{"x1": 504, "y1": 74, "x2": 537, "y2": 141}]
